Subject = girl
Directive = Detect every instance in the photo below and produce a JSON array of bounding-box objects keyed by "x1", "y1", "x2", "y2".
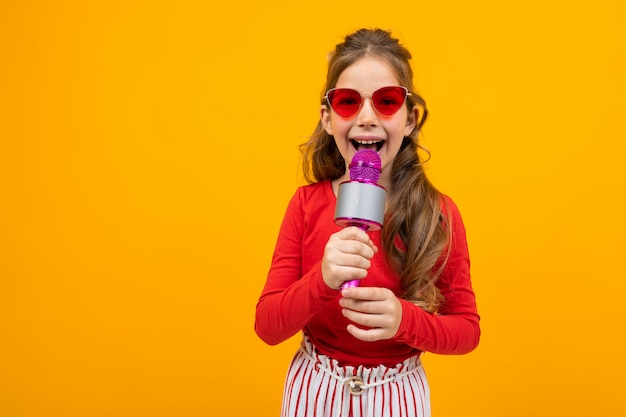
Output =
[{"x1": 255, "y1": 28, "x2": 480, "y2": 417}]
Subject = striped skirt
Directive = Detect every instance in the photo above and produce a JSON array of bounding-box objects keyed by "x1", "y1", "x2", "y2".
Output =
[{"x1": 281, "y1": 336, "x2": 430, "y2": 417}]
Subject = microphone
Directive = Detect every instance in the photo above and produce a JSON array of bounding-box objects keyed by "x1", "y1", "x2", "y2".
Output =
[{"x1": 334, "y1": 149, "x2": 387, "y2": 289}]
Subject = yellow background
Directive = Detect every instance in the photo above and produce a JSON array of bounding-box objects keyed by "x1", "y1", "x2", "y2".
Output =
[{"x1": 1, "y1": 1, "x2": 625, "y2": 416}]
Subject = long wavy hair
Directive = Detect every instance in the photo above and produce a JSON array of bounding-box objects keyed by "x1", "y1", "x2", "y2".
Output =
[{"x1": 300, "y1": 28, "x2": 451, "y2": 312}]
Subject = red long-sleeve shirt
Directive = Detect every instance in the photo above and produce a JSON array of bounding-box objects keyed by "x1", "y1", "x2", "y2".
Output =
[{"x1": 255, "y1": 180, "x2": 480, "y2": 367}]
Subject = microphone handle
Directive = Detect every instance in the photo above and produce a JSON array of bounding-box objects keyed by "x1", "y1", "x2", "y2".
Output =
[{"x1": 339, "y1": 222, "x2": 370, "y2": 290}]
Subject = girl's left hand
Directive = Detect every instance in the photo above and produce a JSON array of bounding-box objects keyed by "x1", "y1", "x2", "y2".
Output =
[{"x1": 339, "y1": 287, "x2": 402, "y2": 342}]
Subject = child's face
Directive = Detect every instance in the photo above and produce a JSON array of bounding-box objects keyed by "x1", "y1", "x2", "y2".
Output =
[{"x1": 321, "y1": 57, "x2": 418, "y2": 188}]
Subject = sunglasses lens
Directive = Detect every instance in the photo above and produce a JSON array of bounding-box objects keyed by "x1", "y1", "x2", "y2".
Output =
[
  {"x1": 327, "y1": 89, "x2": 362, "y2": 117},
  {"x1": 327, "y1": 87, "x2": 407, "y2": 117},
  {"x1": 372, "y1": 87, "x2": 407, "y2": 115}
]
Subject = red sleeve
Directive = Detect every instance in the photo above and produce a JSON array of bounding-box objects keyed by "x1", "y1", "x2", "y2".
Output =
[
  {"x1": 254, "y1": 189, "x2": 338, "y2": 345},
  {"x1": 393, "y1": 196, "x2": 481, "y2": 354}
]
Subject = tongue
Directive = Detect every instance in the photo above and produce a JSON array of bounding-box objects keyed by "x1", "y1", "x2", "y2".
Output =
[{"x1": 358, "y1": 143, "x2": 378, "y2": 151}]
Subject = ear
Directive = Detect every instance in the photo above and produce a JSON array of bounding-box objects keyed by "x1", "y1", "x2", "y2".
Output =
[
  {"x1": 321, "y1": 105, "x2": 333, "y2": 135},
  {"x1": 404, "y1": 105, "x2": 419, "y2": 137}
]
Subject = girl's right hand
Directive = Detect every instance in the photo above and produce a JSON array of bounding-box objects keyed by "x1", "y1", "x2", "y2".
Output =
[{"x1": 321, "y1": 227, "x2": 378, "y2": 290}]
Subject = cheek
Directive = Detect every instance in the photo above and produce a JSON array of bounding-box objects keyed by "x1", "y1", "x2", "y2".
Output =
[
  {"x1": 386, "y1": 119, "x2": 410, "y2": 138},
  {"x1": 329, "y1": 118, "x2": 351, "y2": 137}
]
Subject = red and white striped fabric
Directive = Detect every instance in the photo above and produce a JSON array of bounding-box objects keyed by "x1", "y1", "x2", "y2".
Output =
[{"x1": 281, "y1": 336, "x2": 430, "y2": 417}]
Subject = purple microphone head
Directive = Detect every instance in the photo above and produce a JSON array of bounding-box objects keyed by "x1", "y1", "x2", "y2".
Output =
[{"x1": 349, "y1": 149, "x2": 382, "y2": 184}]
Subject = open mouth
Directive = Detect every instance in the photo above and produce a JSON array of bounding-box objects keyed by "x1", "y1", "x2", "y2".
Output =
[{"x1": 351, "y1": 139, "x2": 384, "y2": 152}]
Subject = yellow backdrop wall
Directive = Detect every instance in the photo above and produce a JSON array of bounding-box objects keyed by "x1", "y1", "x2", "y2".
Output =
[{"x1": 1, "y1": 1, "x2": 625, "y2": 416}]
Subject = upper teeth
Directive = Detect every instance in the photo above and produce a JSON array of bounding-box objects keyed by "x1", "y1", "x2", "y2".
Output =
[{"x1": 355, "y1": 140, "x2": 380, "y2": 144}]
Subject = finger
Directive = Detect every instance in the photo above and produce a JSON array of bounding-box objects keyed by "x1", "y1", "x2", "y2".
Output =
[
  {"x1": 334, "y1": 265, "x2": 369, "y2": 280},
  {"x1": 341, "y1": 308, "x2": 380, "y2": 326},
  {"x1": 337, "y1": 226, "x2": 371, "y2": 242},
  {"x1": 328, "y1": 235, "x2": 375, "y2": 259},
  {"x1": 326, "y1": 239, "x2": 373, "y2": 264},
  {"x1": 340, "y1": 298, "x2": 380, "y2": 314},
  {"x1": 338, "y1": 241, "x2": 375, "y2": 261},
  {"x1": 346, "y1": 324, "x2": 389, "y2": 342},
  {"x1": 342, "y1": 307, "x2": 396, "y2": 330},
  {"x1": 329, "y1": 251, "x2": 372, "y2": 270},
  {"x1": 369, "y1": 240, "x2": 379, "y2": 254},
  {"x1": 341, "y1": 286, "x2": 388, "y2": 301},
  {"x1": 341, "y1": 229, "x2": 378, "y2": 254},
  {"x1": 341, "y1": 227, "x2": 378, "y2": 254}
]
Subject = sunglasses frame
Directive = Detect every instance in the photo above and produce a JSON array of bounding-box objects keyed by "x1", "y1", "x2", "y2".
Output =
[{"x1": 324, "y1": 86, "x2": 412, "y2": 118}]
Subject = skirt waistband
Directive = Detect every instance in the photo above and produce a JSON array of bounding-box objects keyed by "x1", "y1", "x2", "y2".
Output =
[{"x1": 299, "y1": 336, "x2": 423, "y2": 396}]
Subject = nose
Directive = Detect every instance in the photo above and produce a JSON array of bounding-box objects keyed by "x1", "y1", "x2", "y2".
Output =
[{"x1": 355, "y1": 97, "x2": 378, "y2": 126}]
